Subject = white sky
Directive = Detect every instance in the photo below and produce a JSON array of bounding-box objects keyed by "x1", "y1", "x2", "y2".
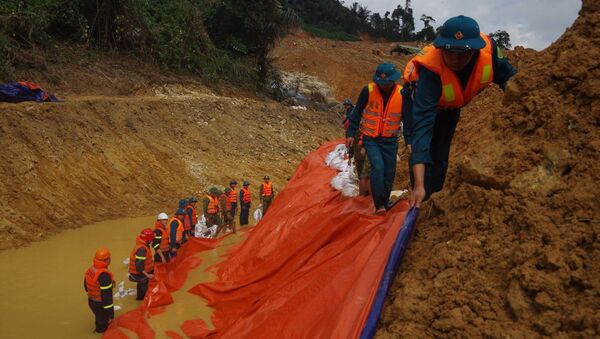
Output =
[{"x1": 351, "y1": 0, "x2": 582, "y2": 50}]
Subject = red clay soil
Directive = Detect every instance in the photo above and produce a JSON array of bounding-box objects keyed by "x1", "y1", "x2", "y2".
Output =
[{"x1": 376, "y1": 1, "x2": 599, "y2": 337}]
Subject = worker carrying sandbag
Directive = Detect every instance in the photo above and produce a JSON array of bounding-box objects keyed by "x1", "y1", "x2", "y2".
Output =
[
  {"x1": 152, "y1": 212, "x2": 171, "y2": 263},
  {"x1": 239, "y1": 180, "x2": 252, "y2": 226},
  {"x1": 128, "y1": 228, "x2": 155, "y2": 300},
  {"x1": 402, "y1": 15, "x2": 517, "y2": 207},
  {"x1": 259, "y1": 175, "x2": 276, "y2": 215},
  {"x1": 84, "y1": 247, "x2": 114, "y2": 333}
]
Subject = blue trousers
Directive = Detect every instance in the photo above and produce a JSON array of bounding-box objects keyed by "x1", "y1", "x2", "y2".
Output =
[
  {"x1": 363, "y1": 137, "x2": 398, "y2": 209},
  {"x1": 410, "y1": 109, "x2": 461, "y2": 201},
  {"x1": 229, "y1": 202, "x2": 237, "y2": 219}
]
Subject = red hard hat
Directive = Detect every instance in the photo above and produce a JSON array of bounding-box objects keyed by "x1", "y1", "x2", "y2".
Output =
[
  {"x1": 141, "y1": 228, "x2": 155, "y2": 242},
  {"x1": 95, "y1": 247, "x2": 111, "y2": 260}
]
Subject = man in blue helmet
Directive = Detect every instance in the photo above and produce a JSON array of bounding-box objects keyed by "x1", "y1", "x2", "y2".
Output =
[
  {"x1": 403, "y1": 15, "x2": 517, "y2": 207},
  {"x1": 346, "y1": 63, "x2": 407, "y2": 215}
]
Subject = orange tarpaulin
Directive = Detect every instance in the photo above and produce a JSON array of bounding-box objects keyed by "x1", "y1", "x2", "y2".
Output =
[{"x1": 105, "y1": 140, "x2": 410, "y2": 338}]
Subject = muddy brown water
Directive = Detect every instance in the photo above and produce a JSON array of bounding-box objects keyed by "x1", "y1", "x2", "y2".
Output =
[{"x1": 0, "y1": 216, "x2": 245, "y2": 339}]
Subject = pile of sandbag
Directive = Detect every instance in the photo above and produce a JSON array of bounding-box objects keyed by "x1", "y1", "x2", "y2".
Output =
[
  {"x1": 326, "y1": 144, "x2": 359, "y2": 197},
  {"x1": 194, "y1": 215, "x2": 219, "y2": 238}
]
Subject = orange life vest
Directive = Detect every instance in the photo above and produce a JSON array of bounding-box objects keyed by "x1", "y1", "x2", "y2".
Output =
[
  {"x1": 241, "y1": 187, "x2": 251, "y2": 203},
  {"x1": 84, "y1": 260, "x2": 114, "y2": 302},
  {"x1": 206, "y1": 195, "x2": 219, "y2": 214},
  {"x1": 359, "y1": 82, "x2": 403, "y2": 138},
  {"x1": 227, "y1": 188, "x2": 237, "y2": 204},
  {"x1": 221, "y1": 194, "x2": 232, "y2": 212},
  {"x1": 183, "y1": 204, "x2": 197, "y2": 230},
  {"x1": 169, "y1": 216, "x2": 184, "y2": 243},
  {"x1": 403, "y1": 33, "x2": 493, "y2": 109},
  {"x1": 154, "y1": 221, "x2": 170, "y2": 253},
  {"x1": 129, "y1": 237, "x2": 154, "y2": 275},
  {"x1": 261, "y1": 182, "x2": 273, "y2": 197}
]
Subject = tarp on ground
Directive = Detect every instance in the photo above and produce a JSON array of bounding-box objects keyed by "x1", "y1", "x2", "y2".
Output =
[
  {"x1": 0, "y1": 82, "x2": 58, "y2": 102},
  {"x1": 105, "y1": 140, "x2": 413, "y2": 338}
]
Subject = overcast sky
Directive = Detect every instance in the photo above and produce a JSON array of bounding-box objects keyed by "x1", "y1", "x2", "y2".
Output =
[{"x1": 353, "y1": 0, "x2": 581, "y2": 50}]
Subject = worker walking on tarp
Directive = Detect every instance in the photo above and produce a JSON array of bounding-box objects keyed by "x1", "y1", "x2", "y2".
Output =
[
  {"x1": 204, "y1": 187, "x2": 222, "y2": 230},
  {"x1": 403, "y1": 15, "x2": 516, "y2": 207},
  {"x1": 260, "y1": 175, "x2": 275, "y2": 215},
  {"x1": 128, "y1": 228, "x2": 155, "y2": 300},
  {"x1": 346, "y1": 63, "x2": 406, "y2": 215},
  {"x1": 184, "y1": 197, "x2": 198, "y2": 239},
  {"x1": 168, "y1": 209, "x2": 186, "y2": 256},
  {"x1": 152, "y1": 212, "x2": 171, "y2": 263},
  {"x1": 239, "y1": 180, "x2": 252, "y2": 226},
  {"x1": 227, "y1": 180, "x2": 238, "y2": 221},
  {"x1": 84, "y1": 247, "x2": 114, "y2": 333}
]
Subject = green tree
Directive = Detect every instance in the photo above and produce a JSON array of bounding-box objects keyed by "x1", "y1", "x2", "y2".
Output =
[
  {"x1": 416, "y1": 14, "x2": 436, "y2": 41},
  {"x1": 489, "y1": 29, "x2": 511, "y2": 49}
]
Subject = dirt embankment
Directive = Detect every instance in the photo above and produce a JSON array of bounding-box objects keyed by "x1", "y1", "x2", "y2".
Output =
[
  {"x1": 0, "y1": 55, "x2": 340, "y2": 250},
  {"x1": 376, "y1": 1, "x2": 599, "y2": 337}
]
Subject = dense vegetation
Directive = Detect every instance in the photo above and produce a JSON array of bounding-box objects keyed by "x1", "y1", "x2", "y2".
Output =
[{"x1": 0, "y1": 0, "x2": 511, "y2": 87}]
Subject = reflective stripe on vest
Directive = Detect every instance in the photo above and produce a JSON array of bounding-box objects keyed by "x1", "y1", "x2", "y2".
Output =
[
  {"x1": 85, "y1": 266, "x2": 114, "y2": 302},
  {"x1": 154, "y1": 222, "x2": 170, "y2": 252},
  {"x1": 241, "y1": 188, "x2": 251, "y2": 203},
  {"x1": 206, "y1": 195, "x2": 219, "y2": 214},
  {"x1": 403, "y1": 33, "x2": 494, "y2": 109},
  {"x1": 359, "y1": 82, "x2": 403, "y2": 138},
  {"x1": 262, "y1": 182, "x2": 273, "y2": 197},
  {"x1": 129, "y1": 242, "x2": 154, "y2": 275}
]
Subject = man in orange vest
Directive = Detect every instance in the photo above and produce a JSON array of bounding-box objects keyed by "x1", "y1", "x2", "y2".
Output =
[
  {"x1": 346, "y1": 63, "x2": 405, "y2": 215},
  {"x1": 152, "y1": 212, "x2": 171, "y2": 263},
  {"x1": 84, "y1": 247, "x2": 114, "y2": 333},
  {"x1": 403, "y1": 15, "x2": 516, "y2": 207},
  {"x1": 239, "y1": 180, "x2": 252, "y2": 226},
  {"x1": 184, "y1": 197, "x2": 199, "y2": 239},
  {"x1": 227, "y1": 179, "x2": 238, "y2": 221},
  {"x1": 129, "y1": 228, "x2": 155, "y2": 300},
  {"x1": 259, "y1": 175, "x2": 275, "y2": 215},
  {"x1": 204, "y1": 187, "x2": 222, "y2": 230},
  {"x1": 169, "y1": 209, "x2": 186, "y2": 256}
]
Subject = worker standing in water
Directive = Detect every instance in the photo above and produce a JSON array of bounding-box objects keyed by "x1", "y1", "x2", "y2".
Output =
[
  {"x1": 169, "y1": 209, "x2": 186, "y2": 257},
  {"x1": 152, "y1": 212, "x2": 171, "y2": 263},
  {"x1": 84, "y1": 247, "x2": 115, "y2": 333},
  {"x1": 128, "y1": 228, "x2": 155, "y2": 300},
  {"x1": 183, "y1": 197, "x2": 198, "y2": 239},
  {"x1": 239, "y1": 180, "x2": 252, "y2": 226},
  {"x1": 259, "y1": 175, "x2": 275, "y2": 215}
]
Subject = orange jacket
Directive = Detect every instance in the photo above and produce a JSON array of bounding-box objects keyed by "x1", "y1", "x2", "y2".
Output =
[
  {"x1": 154, "y1": 221, "x2": 170, "y2": 253},
  {"x1": 206, "y1": 195, "x2": 219, "y2": 214},
  {"x1": 359, "y1": 82, "x2": 403, "y2": 138},
  {"x1": 403, "y1": 33, "x2": 493, "y2": 109},
  {"x1": 169, "y1": 216, "x2": 184, "y2": 244},
  {"x1": 129, "y1": 237, "x2": 154, "y2": 275},
  {"x1": 241, "y1": 187, "x2": 251, "y2": 203},
  {"x1": 183, "y1": 204, "x2": 198, "y2": 230},
  {"x1": 227, "y1": 188, "x2": 238, "y2": 204},
  {"x1": 261, "y1": 182, "x2": 273, "y2": 197},
  {"x1": 84, "y1": 260, "x2": 114, "y2": 302}
]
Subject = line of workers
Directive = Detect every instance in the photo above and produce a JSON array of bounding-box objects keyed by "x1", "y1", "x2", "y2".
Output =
[{"x1": 83, "y1": 176, "x2": 276, "y2": 333}]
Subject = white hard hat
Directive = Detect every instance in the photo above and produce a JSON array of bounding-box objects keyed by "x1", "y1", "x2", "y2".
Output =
[{"x1": 157, "y1": 212, "x2": 169, "y2": 220}]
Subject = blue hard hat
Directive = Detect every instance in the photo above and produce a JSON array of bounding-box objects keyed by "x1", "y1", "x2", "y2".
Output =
[
  {"x1": 434, "y1": 15, "x2": 485, "y2": 51},
  {"x1": 342, "y1": 99, "x2": 353, "y2": 106},
  {"x1": 176, "y1": 208, "x2": 186, "y2": 215},
  {"x1": 373, "y1": 63, "x2": 401, "y2": 84}
]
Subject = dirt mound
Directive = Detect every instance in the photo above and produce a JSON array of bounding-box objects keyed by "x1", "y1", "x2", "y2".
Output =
[
  {"x1": 0, "y1": 81, "x2": 339, "y2": 250},
  {"x1": 273, "y1": 34, "x2": 412, "y2": 101},
  {"x1": 377, "y1": 1, "x2": 599, "y2": 337}
]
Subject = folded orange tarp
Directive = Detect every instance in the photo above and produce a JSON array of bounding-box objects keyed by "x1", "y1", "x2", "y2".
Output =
[{"x1": 192, "y1": 140, "x2": 410, "y2": 338}]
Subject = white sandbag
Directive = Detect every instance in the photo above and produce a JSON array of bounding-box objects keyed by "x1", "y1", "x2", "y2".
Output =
[
  {"x1": 253, "y1": 208, "x2": 263, "y2": 223},
  {"x1": 194, "y1": 214, "x2": 207, "y2": 238},
  {"x1": 114, "y1": 305, "x2": 122, "y2": 311},
  {"x1": 114, "y1": 281, "x2": 126, "y2": 299},
  {"x1": 342, "y1": 183, "x2": 359, "y2": 197},
  {"x1": 122, "y1": 257, "x2": 130, "y2": 266}
]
